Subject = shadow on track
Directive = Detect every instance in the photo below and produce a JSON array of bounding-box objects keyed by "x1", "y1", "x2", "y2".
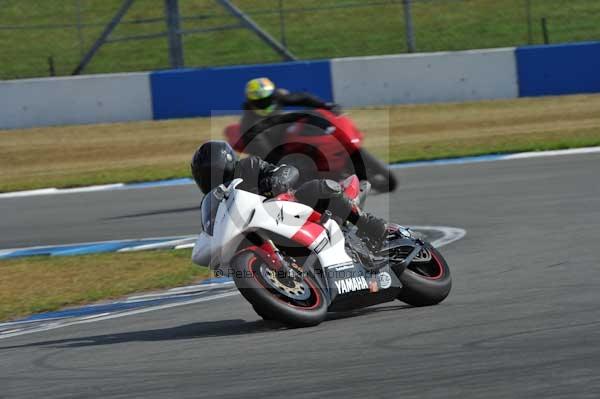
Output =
[
  {"x1": 327, "y1": 304, "x2": 412, "y2": 321},
  {"x1": 0, "y1": 319, "x2": 271, "y2": 350},
  {"x1": 0, "y1": 305, "x2": 412, "y2": 350},
  {"x1": 103, "y1": 206, "x2": 199, "y2": 220}
]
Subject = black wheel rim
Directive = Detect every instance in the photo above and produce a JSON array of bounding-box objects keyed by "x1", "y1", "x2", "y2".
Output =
[{"x1": 407, "y1": 249, "x2": 444, "y2": 280}]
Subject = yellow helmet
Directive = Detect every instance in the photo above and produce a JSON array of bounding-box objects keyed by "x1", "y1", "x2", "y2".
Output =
[{"x1": 245, "y1": 77, "x2": 276, "y2": 116}]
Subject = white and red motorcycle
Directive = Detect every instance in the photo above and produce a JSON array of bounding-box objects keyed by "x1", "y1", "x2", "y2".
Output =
[{"x1": 192, "y1": 175, "x2": 451, "y2": 327}]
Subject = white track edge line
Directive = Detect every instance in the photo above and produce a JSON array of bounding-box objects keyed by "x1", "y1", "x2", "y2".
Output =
[
  {"x1": 414, "y1": 226, "x2": 467, "y2": 248},
  {"x1": 0, "y1": 291, "x2": 239, "y2": 340}
]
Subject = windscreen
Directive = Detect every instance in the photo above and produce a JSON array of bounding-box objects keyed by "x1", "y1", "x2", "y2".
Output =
[{"x1": 200, "y1": 191, "x2": 220, "y2": 236}]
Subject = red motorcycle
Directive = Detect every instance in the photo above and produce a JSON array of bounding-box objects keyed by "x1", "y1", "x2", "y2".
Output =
[{"x1": 224, "y1": 108, "x2": 398, "y2": 192}]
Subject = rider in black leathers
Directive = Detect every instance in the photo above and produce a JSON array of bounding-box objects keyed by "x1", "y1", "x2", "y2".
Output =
[{"x1": 191, "y1": 141, "x2": 388, "y2": 250}]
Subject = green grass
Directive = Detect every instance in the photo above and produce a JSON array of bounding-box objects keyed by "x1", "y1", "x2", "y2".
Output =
[
  {"x1": 0, "y1": 249, "x2": 211, "y2": 322},
  {"x1": 1, "y1": 0, "x2": 599, "y2": 79}
]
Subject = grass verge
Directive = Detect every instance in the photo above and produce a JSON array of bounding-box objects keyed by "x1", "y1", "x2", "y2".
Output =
[
  {"x1": 0, "y1": 249, "x2": 210, "y2": 322},
  {"x1": 2, "y1": 94, "x2": 600, "y2": 193}
]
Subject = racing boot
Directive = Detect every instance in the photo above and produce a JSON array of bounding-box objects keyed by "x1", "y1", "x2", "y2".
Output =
[{"x1": 353, "y1": 210, "x2": 388, "y2": 254}]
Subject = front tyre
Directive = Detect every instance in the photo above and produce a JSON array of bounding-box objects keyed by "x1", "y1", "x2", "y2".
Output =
[
  {"x1": 252, "y1": 304, "x2": 276, "y2": 321},
  {"x1": 397, "y1": 245, "x2": 452, "y2": 307},
  {"x1": 232, "y1": 251, "x2": 327, "y2": 327}
]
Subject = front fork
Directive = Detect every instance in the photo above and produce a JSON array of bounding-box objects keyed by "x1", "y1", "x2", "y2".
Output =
[{"x1": 260, "y1": 240, "x2": 305, "y2": 283}]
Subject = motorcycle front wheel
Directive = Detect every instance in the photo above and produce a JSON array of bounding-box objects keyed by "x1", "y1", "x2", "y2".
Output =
[{"x1": 231, "y1": 251, "x2": 327, "y2": 327}]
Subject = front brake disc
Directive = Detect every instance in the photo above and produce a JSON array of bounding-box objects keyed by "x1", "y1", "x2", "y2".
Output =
[{"x1": 260, "y1": 265, "x2": 311, "y2": 301}]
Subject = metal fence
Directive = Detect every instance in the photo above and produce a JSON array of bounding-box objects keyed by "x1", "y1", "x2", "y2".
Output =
[{"x1": 1, "y1": 0, "x2": 599, "y2": 80}]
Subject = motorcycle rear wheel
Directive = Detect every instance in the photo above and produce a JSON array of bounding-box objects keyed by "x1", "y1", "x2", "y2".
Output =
[
  {"x1": 397, "y1": 245, "x2": 452, "y2": 307},
  {"x1": 232, "y1": 251, "x2": 327, "y2": 327}
]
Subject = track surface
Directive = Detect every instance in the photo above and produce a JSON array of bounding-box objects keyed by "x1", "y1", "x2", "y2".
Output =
[{"x1": 2, "y1": 153, "x2": 600, "y2": 398}]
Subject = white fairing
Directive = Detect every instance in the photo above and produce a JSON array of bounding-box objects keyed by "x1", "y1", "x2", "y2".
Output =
[
  {"x1": 190, "y1": 231, "x2": 214, "y2": 268},
  {"x1": 191, "y1": 179, "x2": 353, "y2": 274}
]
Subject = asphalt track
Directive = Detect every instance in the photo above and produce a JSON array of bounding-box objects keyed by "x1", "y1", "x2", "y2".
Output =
[{"x1": 1, "y1": 152, "x2": 600, "y2": 398}]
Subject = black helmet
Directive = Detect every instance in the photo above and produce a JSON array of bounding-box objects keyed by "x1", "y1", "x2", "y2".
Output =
[{"x1": 191, "y1": 141, "x2": 238, "y2": 194}]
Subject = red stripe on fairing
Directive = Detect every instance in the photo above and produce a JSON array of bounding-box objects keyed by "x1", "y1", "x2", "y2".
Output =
[
  {"x1": 291, "y1": 221, "x2": 325, "y2": 247},
  {"x1": 307, "y1": 211, "x2": 322, "y2": 223},
  {"x1": 274, "y1": 192, "x2": 297, "y2": 202}
]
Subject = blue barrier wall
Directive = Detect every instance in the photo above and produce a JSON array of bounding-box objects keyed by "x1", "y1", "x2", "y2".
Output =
[
  {"x1": 150, "y1": 60, "x2": 333, "y2": 119},
  {"x1": 516, "y1": 41, "x2": 600, "y2": 97}
]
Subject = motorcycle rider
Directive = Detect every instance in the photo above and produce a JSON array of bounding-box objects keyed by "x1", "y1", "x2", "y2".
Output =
[
  {"x1": 191, "y1": 141, "x2": 389, "y2": 252},
  {"x1": 240, "y1": 77, "x2": 338, "y2": 159}
]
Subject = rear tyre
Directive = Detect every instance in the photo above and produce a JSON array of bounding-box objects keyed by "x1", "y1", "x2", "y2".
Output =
[
  {"x1": 232, "y1": 251, "x2": 327, "y2": 327},
  {"x1": 397, "y1": 245, "x2": 452, "y2": 307},
  {"x1": 354, "y1": 149, "x2": 398, "y2": 192},
  {"x1": 370, "y1": 169, "x2": 398, "y2": 193}
]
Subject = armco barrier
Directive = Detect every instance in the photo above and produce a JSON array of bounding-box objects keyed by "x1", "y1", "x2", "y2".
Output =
[
  {"x1": 0, "y1": 72, "x2": 152, "y2": 129},
  {"x1": 516, "y1": 41, "x2": 600, "y2": 97},
  {"x1": 150, "y1": 61, "x2": 333, "y2": 119},
  {"x1": 331, "y1": 48, "x2": 519, "y2": 107}
]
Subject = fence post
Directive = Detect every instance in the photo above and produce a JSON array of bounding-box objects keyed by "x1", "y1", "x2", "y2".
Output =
[
  {"x1": 48, "y1": 56, "x2": 56, "y2": 77},
  {"x1": 76, "y1": 0, "x2": 85, "y2": 57},
  {"x1": 525, "y1": 0, "x2": 533, "y2": 44},
  {"x1": 278, "y1": 0, "x2": 287, "y2": 48},
  {"x1": 217, "y1": 0, "x2": 296, "y2": 61},
  {"x1": 72, "y1": 0, "x2": 135, "y2": 75},
  {"x1": 541, "y1": 17, "x2": 549, "y2": 44},
  {"x1": 403, "y1": 0, "x2": 416, "y2": 53},
  {"x1": 164, "y1": 0, "x2": 184, "y2": 68}
]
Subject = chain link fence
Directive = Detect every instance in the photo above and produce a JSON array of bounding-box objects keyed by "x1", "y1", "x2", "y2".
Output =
[{"x1": 1, "y1": 0, "x2": 599, "y2": 80}]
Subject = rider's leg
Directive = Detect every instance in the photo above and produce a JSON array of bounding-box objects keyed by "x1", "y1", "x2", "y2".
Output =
[{"x1": 294, "y1": 179, "x2": 387, "y2": 250}]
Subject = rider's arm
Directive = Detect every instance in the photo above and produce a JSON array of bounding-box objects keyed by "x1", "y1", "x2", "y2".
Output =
[
  {"x1": 234, "y1": 156, "x2": 298, "y2": 197},
  {"x1": 276, "y1": 89, "x2": 330, "y2": 109},
  {"x1": 244, "y1": 109, "x2": 330, "y2": 140},
  {"x1": 258, "y1": 159, "x2": 300, "y2": 197}
]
